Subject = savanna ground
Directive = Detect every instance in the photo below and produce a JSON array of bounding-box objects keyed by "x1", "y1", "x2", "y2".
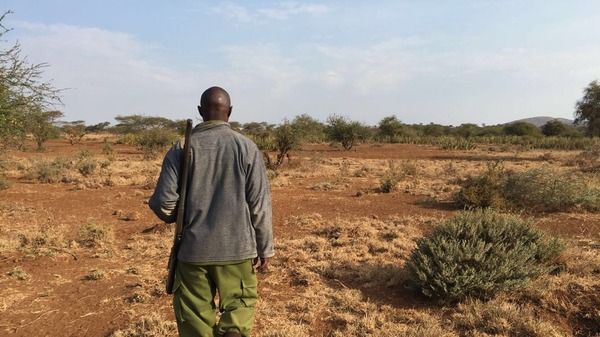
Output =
[{"x1": 0, "y1": 136, "x2": 599, "y2": 337}]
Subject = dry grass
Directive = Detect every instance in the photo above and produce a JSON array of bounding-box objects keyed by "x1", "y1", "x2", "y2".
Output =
[
  {"x1": 78, "y1": 223, "x2": 114, "y2": 249},
  {"x1": 109, "y1": 313, "x2": 177, "y2": 337},
  {"x1": 2, "y1": 142, "x2": 599, "y2": 336},
  {"x1": 6, "y1": 266, "x2": 31, "y2": 281},
  {"x1": 452, "y1": 298, "x2": 567, "y2": 337}
]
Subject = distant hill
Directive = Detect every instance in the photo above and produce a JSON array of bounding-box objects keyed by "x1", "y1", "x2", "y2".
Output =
[{"x1": 508, "y1": 116, "x2": 574, "y2": 127}]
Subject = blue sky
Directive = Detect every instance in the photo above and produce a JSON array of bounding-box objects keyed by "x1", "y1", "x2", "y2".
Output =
[{"x1": 3, "y1": 1, "x2": 600, "y2": 125}]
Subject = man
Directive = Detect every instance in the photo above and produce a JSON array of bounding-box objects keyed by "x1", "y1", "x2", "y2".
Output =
[{"x1": 149, "y1": 86, "x2": 274, "y2": 337}]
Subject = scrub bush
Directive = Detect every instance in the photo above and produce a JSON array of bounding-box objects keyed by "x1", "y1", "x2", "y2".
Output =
[
  {"x1": 504, "y1": 168, "x2": 593, "y2": 212},
  {"x1": 457, "y1": 165, "x2": 600, "y2": 212},
  {"x1": 135, "y1": 129, "x2": 178, "y2": 159},
  {"x1": 378, "y1": 161, "x2": 401, "y2": 193},
  {"x1": 77, "y1": 158, "x2": 97, "y2": 176},
  {"x1": 456, "y1": 162, "x2": 507, "y2": 209},
  {"x1": 0, "y1": 176, "x2": 10, "y2": 190},
  {"x1": 28, "y1": 158, "x2": 70, "y2": 183},
  {"x1": 407, "y1": 210, "x2": 562, "y2": 302}
]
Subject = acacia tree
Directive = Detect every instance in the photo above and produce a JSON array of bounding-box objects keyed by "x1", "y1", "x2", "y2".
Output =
[
  {"x1": 575, "y1": 80, "x2": 600, "y2": 136},
  {"x1": 540, "y1": 120, "x2": 570, "y2": 137},
  {"x1": 263, "y1": 122, "x2": 300, "y2": 170},
  {"x1": 377, "y1": 115, "x2": 404, "y2": 142},
  {"x1": 62, "y1": 120, "x2": 87, "y2": 144},
  {"x1": 326, "y1": 115, "x2": 371, "y2": 150},
  {"x1": 113, "y1": 115, "x2": 178, "y2": 133},
  {"x1": 28, "y1": 110, "x2": 63, "y2": 150},
  {"x1": 290, "y1": 114, "x2": 325, "y2": 143},
  {"x1": 0, "y1": 11, "x2": 62, "y2": 151}
]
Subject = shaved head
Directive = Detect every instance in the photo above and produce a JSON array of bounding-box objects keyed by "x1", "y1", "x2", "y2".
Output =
[{"x1": 198, "y1": 86, "x2": 232, "y2": 122}]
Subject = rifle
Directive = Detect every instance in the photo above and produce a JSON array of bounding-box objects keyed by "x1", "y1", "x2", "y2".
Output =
[{"x1": 166, "y1": 119, "x2": 193, "y2": 294}]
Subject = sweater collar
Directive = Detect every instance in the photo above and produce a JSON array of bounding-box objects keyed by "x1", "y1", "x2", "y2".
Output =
[{"x1": 194, "y1": 120, "x2": 230, "y2": 132}]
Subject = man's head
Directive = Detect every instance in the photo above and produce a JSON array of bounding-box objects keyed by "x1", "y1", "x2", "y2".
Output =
[{"x1": 198, "y1": 86, "x2": 232, "y2": 122}]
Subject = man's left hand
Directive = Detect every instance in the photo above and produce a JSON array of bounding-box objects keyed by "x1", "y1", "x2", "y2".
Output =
[{"x1": 252, "y1": 257, "x2": 270, "y2": 273}]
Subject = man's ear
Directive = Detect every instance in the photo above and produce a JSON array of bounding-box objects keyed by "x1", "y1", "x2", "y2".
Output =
[
  {"x1": 198, "y1": 106, "x2": 204, "y2": 119},
  {"x1": 228, "y1": 106, "x2": 232, "y2": 118}
]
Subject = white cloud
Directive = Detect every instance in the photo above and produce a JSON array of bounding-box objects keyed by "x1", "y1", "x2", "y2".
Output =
[
  {"x1": 257, "y1": 2, "x2": 329, "y2": 20},
  {"x1": 11, "y1": 20, "x2": 600, "y2": 125},
  {"x1": 212, "y1": 2, "x2": 330, "y2": 23},
  {"x1": 13, "y1": 22, "x2": 199, "y2": 123}
]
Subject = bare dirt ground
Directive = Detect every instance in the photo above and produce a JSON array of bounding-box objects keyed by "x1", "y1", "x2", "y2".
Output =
[{"x1": 0, "y1": 139, "x2": 598, "y2": 337}]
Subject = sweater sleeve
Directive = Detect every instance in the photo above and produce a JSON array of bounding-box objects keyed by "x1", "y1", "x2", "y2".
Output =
[
  {"x1": 148, "y1": 143, "x2": 181, "y2": 223},
  {"x1": 245, "y1": 147, "x2": 274, "y2": 258}
]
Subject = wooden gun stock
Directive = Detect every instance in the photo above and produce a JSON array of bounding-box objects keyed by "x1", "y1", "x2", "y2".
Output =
[{"x1": 165, "y1": 119, "x2": 193, "y2": 294}]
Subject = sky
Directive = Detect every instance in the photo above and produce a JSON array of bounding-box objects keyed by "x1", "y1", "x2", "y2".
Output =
[{"x1": 2, "y1": 1, "x2": 600, "y2": 126}]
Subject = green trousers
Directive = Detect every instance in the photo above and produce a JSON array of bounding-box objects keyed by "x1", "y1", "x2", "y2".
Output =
[{"x1": 173, "y1": 259, "x2": 257, "y2": 337}]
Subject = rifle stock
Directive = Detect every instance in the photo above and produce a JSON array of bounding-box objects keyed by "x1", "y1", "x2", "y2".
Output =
[{"x1": 166, "y1": 119, "x2": 193, "y2": 294}]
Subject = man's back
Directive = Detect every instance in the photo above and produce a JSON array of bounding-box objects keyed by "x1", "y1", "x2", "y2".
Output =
[{"x1": 149, "y1": 121, "x2": 274, "y2": 263}]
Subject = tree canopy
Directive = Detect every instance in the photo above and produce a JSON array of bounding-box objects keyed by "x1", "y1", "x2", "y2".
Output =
[
  {"x1": 0, "y1": 11, "x2": 62, "y2": 151},
  {"x1": 575, "y1": 80, "x2": 600, "y2": 136}
]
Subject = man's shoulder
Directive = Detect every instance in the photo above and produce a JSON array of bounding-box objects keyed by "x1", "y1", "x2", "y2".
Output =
[{"x1": 228, "y1": 129, "x2": 260, "y2": 152}]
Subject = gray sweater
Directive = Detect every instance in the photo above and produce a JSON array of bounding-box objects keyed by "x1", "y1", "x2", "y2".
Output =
[{"x1": 148, "y1": 121, "x2": 274, "y2": 263}]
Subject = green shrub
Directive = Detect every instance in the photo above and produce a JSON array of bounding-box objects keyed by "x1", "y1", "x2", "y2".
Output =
[
  {"x1": 326, "y1": 115, "x2": 371, "y2": 150},
  {"x1": 263, "y1": 122, "x2": 301, "y2": 170},
  {"x1": 437, "y1": 137, "x2": 477, "y2": 150},
  {"x1": 135, "y1": 129, "x2": 179, "y2": 159},
  {"x1": 503, "y1": 122, "x2": 542, "y2": 137},
  {"x1": 457, "y1": 162, "x2": 508, "y2": 209},
  {"x1": 407, "y1": 210, "x2": 562, "y2": 302}
]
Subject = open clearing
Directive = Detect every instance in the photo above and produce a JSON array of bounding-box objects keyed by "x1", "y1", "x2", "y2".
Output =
[{"x1": 0, "y1": 139, "x2": 599, "y2": 337}]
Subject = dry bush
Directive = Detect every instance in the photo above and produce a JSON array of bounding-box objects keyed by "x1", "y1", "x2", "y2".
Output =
[
  {"x1": 407, "y1": 210, "x2": 563, "y2": 302},
  {"x1": 82, "y1": 269, "x2": 105, "y2": 281},
  {"x1": 27, "y1": 158, "x2": 71, "y2": 183},
  {"x1": 452, "y1": 298, "x2": 567, "y2": 337},
  {"x1": 456, "y1": 162, "x2": 508, "y2": 209},
  {"x1": 17, "y1": 224, "x2": 70, "y2": 256},
  {"x1": 0, "y1": 175, "x2": 10, "y2": 190},
  {"x1": 353, "y1": 164, "x2": 371, "y2": 177},
  {"x1": 6, "y1": 266, "x2": 31, "y2": 281},
  {"x1": 109, "y1": 313, "x2": 177, "y2": 337},
  {"x1": 505, "y1": 168, "x2": 600, "y2": 212},
  {"x1": 458, "y1": 165, "x2": 600, "y2": 212},
  {"x1": 400, "y1": 159, "x2": 420, "y2": 177},
  {"x1": 78, "y1": 223, "x2": 114, "y2": 248},
  {"x1": 572, "y1": 147, "x2": 600, "y2": 173},
  {"x1": 76, "y1": 157, "x2": 97, "y2": 176},
  {"x1": 379, "y1": 160, "x2": 402, "y2": 193},
  {"x1": 102, "y1": 141, "x2": 115, "y2": 155}
]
